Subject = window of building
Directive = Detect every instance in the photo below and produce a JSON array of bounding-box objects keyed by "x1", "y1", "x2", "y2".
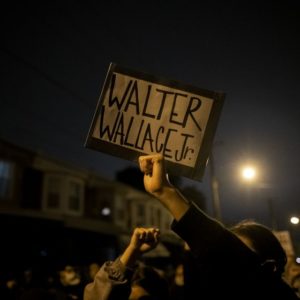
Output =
[
  {"x1": 43, "y1": 174, "x2": 84, "y2": 215},
  {"x1": 66, "y1": 178, "x2": 84, "y2": 216},
  {"x1": 114, "y1": 196, "x2": 125, "y2": 225},
  {"x1": 0, "y1": 160, "x2": 13, "y2": 200},
  {"x1": 115, "y1": 196, "x2": 124, "y2": 223},
  {"x1": 68, "y1": 181, "x2": 81, "y2": 211},
  {"x1": 150, "y1": 206, "x2": 155, "y2": 225},
  {"x1": 46, "y1": 176, "x2": 61, "y2": 209},
  {"x1": 137, "y1": 203, "x2": 145, "y2": 218},
  {"x1": 156, "y1": 208, "x2": 161, "y2": 227},
  {"x1": 116, "y1": 208, "x2": 124, "y2": 220}
]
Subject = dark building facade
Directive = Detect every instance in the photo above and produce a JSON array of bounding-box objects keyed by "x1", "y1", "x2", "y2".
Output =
[{"x1": 0, "y1": 139, "x2": 177, "y2": 272}]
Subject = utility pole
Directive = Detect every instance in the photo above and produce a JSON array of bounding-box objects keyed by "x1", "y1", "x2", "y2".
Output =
[
  {"x1": 267, "y1": 197, "x2": 277, "y2": 230},
  {"x1": 209, "y1": 151, "x2": 222, "y2": 221}
]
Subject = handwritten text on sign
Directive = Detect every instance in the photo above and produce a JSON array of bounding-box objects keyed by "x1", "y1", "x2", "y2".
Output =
[{"x1": 92, "y1": 72, "x2": 213, "y2": 168}]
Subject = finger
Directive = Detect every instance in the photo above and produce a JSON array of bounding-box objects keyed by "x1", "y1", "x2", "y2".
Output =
[
  {"x1": 139, "y1": 156, "x2": 153, "y2": 175},
  {"x1": 133, "y1": 227, "x2": 143, "y2": 237},
  {"x1": 144, "y1": 231, "x2": 150, "y2": 241},
  {"x1": 148, "y1": 228, "x2": 160, "y2": 236},
  {"x1": 153, "y1": 228, "x2": 160, "y2": 237},
  {"x1": 153, "y1": 231, "x2": 160, "y2": 243},
  {"x1": 146, "y1": 228, "x2": 159, "y2": 243},
  {"x1": 133, "y1": 228, "x2": 146, "y2": 242},
  {"x1": 139, "y1": 230, "x2": 146, "y2": 240}
]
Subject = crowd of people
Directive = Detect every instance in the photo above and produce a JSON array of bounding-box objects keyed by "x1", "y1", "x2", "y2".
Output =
[
  {"x1": 0, "y1": 246, "x2": 183, "y2": 300},
  {"x1": 1, "y1": 154, "x2": 300, "y2": 299}
]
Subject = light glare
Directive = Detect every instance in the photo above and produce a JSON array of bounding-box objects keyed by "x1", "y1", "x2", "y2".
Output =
[
  {"x1": 242, "y1": 167, "x2": 256, "y2": 180},
  {"x1": 101, "y1": 207, "x2": 111, "y2": 216},
  {"x1": 290, "y1": 216, "x2": 300, "y2": 225}
]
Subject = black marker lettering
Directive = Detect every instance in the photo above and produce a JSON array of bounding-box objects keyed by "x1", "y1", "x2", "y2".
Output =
[
  {"x1": 108, "y1": 73, "x2": 132, "y2": 110},
  {"x1": 99, "y1": 106, "x2": 120, "y2": 141},
  {"x1": 184, "y1": 147, "x2": 194, "y2": 160},
  {"x1": 142, "y1": 84, "x2": 155, "y2": 118},
  {"x1": 163, "y1": 128, "x2": 178, "y2": 158},
  {"x1": 183, "y1": 96, "x2": 202, "y2": 131},
  {"x1": 169, "y1": 92, "x2": 188, "y2": 126},
  {"x1": 155, "y1": 126, "x2": 164, "y2": 153},
  {"x1": 135, "y1": 119, "x2": 145, "y2": 149},
  {"x1": 124, "y1": 80, "x2": 140, "y2": 114},
  {"x1": 113, "y1": 112, "x2": 125, "y2": 144},
  {"x1": 175, "y1": 133, "x2": 194, "y2": 161},
  {"x1": 124, "y1": 116, "x2": 135, "y2": 147},
  {"x1": 141, "y1": 123, "x2": 154, "y2": 152},
  {"x1": 156, "y1": 89, "x2": 174, "y2": 120}
]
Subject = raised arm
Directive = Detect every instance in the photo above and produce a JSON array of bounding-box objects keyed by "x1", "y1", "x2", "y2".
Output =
[
  {"x1": 84, "y1": 227, "x2": 160, "y2": 300},
  {"x1": 138, "y1": 154, "x2": 190, "y2": 221},
  {"x1": 120, "y1": 227, "x2": 160, "y2": 268}
]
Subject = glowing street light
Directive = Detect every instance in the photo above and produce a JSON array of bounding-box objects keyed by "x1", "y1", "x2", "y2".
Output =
[
  {"x1": 241, "y1": 166, "x2": 256, "y2": 181},
  {"x1": 240, "y1": 163, "x2": 277, "y2": 229},
  {"x1": 290, "y1": 216, "x2": 300, "y2": 225}
]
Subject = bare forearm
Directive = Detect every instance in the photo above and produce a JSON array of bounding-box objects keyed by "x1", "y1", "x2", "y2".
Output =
[
  {"x1": 120, "y1": 246, "x2": 140, "y2": 269},
  {"x1": 154, "y1": 186, "x2": 190, "y2": 221},
  {"x1": 139, "y1": 154, "x2": 190, "y2": 221},
  {"x1": 120, "y1": 228, "x2": 160, "y2": 268}
]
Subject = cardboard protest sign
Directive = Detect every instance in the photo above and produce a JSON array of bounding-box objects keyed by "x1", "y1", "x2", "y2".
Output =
[{"x1": 85, "y1": 63, "x2": 225, "y2": 181}]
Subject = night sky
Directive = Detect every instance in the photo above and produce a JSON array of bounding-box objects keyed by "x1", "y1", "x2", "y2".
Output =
[{"x1": 1, "y1": 1, "x2": 300, "y2": 230}]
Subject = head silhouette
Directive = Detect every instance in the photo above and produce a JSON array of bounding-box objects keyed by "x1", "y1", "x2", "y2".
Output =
[
  {"x1": 230, "y1": 220, "x2": 287, "y2": 276},
  {"x1": 130, "y1": 264, "x2": 169, "y2": 300}
]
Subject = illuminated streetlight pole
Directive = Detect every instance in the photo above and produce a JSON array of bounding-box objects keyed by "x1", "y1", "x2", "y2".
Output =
[
  {"x1": 289, "y1": 216, "x2": 300, "y2": 258},
  {"x1": 209, "y1": 151, "x2": 222, "y2": 221},
  {"x1": 241, "y1": 165, "x2": 277, "y2": 229},
  {"x1": 208, "y1": 141, "x2": 224, "y2": 222}
]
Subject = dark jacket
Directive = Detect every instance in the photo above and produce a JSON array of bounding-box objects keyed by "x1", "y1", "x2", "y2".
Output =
[{"x1": 171, "y1": 203, "x2": 299, "y2": 299}]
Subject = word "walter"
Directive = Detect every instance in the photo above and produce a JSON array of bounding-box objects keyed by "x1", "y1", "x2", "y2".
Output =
[{"x1": 107, "y1": 73, "x2": 202, "y2": 132}]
